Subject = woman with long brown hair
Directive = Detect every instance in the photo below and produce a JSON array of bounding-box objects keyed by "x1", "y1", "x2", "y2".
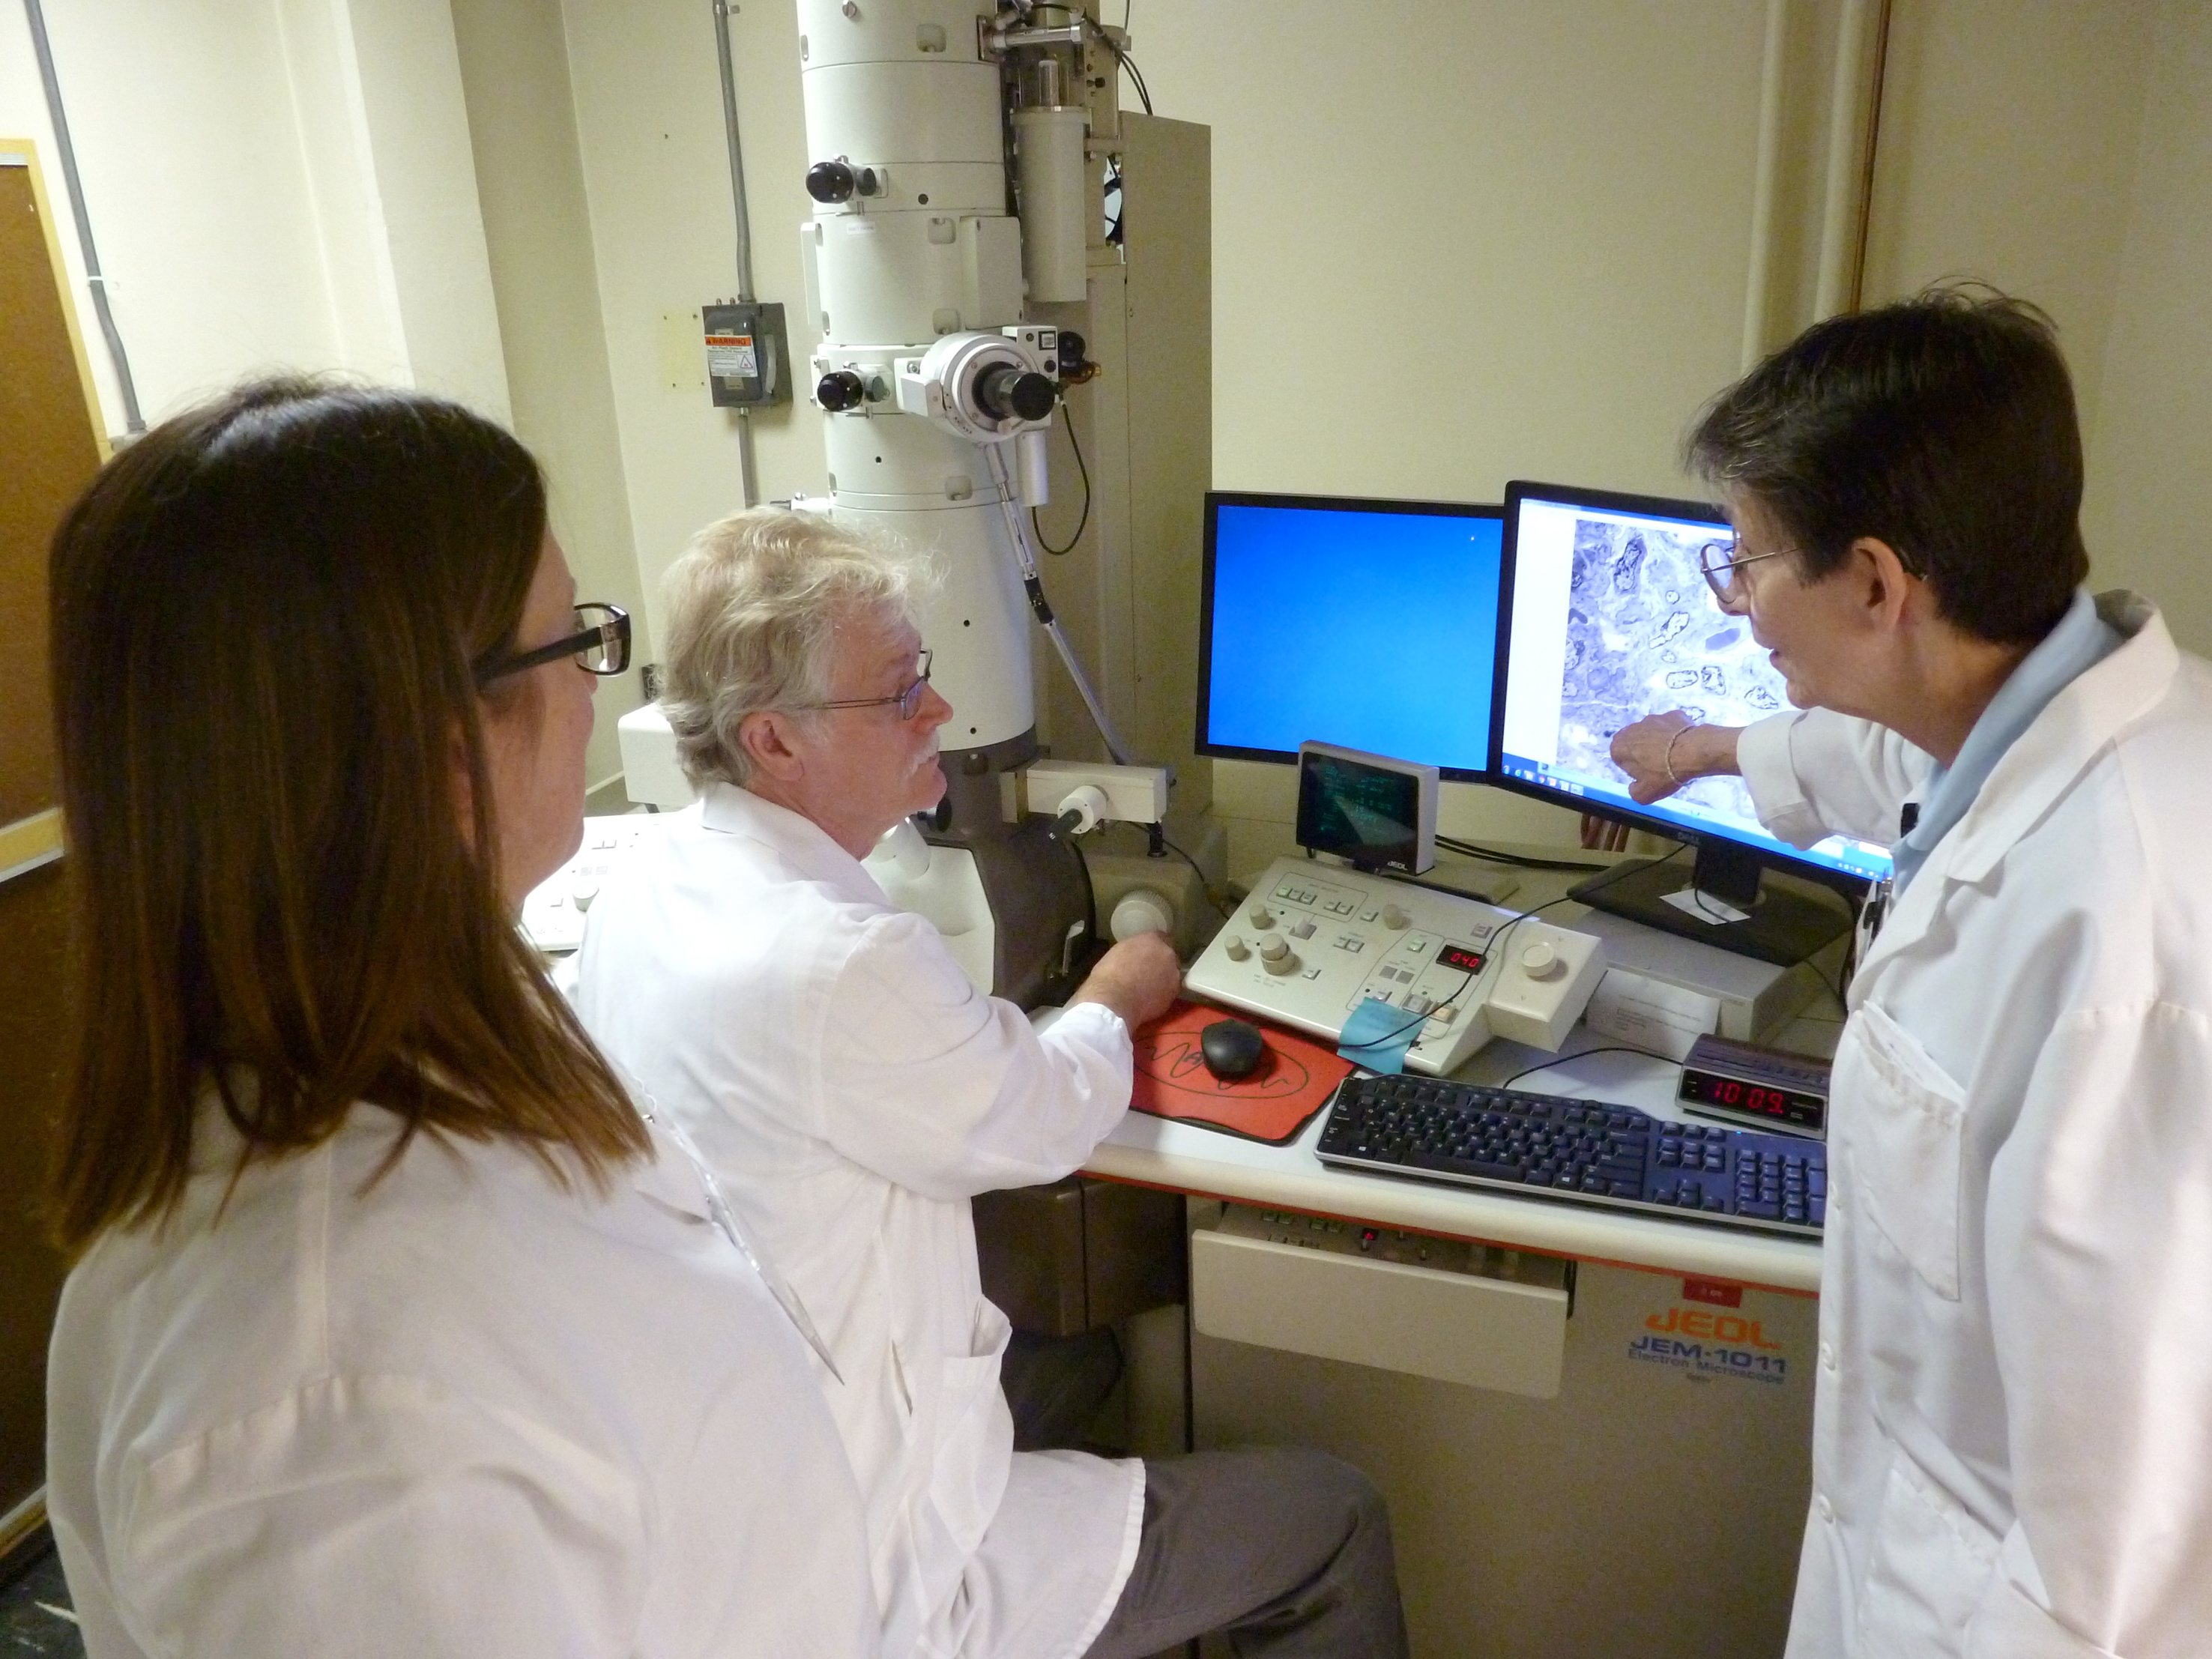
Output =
[{"x1": 41, "y1": 379, "x2": 874, "y2": 1658}]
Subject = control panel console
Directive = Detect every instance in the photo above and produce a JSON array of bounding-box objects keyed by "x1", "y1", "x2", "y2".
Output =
[{"x1": 1184, "y1": 856, "x2": 1606, "y2": 1074}]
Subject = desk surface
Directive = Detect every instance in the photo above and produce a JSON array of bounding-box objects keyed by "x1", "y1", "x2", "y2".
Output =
[
  {"x1": 1087, "y1": 1036, "x2": 1824, "y2": 1293},
  {"x1": 1084, "y1": 847, "x2": 1835, "y2": 1296}
]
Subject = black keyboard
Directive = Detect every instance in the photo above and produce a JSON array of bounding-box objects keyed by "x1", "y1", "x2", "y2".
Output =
[{"x1": 1315, "y1": 1072, "x2": 1825, "y2": 1236}]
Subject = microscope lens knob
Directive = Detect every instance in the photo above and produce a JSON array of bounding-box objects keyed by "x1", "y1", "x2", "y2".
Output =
[
  {"x1": 1248, "y1": 903, "x2": 1275, "y2": 928},
  {"x1": 1257, "y1": 934, "x2": 1299, "y2": 976},
  {"x1": 571, "y1": 878, "x2": 599, "y2": 913},
  {"x1": 1520, "y1": 941, "x2": 1562, "y2": 979},
  {"x1": 806, "y1": 160, "x2": 857, "y2": 202},
  {"x1": 816, "y1": 369, "x2": 867, "y2": 412},
  {"x1": 1382, "y1": 904, "x2": 1410, "y2": 930},
  {"x1": 1224, "y1": 934, "x2": 1250, "y2": 961},
  {"x1": 1005, "y1": 371, "x2": 1057, "y2": 422}
]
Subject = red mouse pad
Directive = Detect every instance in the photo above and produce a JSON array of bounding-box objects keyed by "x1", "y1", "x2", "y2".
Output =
[{"x1": 1128, "y1": 1000, "x2": 1353, "y2": 1146}]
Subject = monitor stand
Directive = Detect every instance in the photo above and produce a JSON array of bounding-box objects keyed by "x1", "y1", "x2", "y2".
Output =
[{"x1": 1568, "y1": 841, "x2": 1852, "y2": 968}]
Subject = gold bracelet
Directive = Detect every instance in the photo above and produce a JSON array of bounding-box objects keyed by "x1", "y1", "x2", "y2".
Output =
[{"x1": 1663, "y1": 722, "x2": 1699, "y2": 788}]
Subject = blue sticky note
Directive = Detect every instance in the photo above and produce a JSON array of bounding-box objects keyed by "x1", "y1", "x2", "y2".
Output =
[{"x1": 1338, "y1": 996, "x2": 1419, "y2": 1075}]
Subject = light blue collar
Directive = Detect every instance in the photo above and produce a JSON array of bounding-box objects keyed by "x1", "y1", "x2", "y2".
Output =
[{"x1": 1890, "y1": 588, "x2": 2123, "y2": 892}]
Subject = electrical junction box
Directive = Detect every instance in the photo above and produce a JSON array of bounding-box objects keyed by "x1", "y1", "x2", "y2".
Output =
[{"x1": 703, "y1": 300, "x2": 791, "y2": 408}]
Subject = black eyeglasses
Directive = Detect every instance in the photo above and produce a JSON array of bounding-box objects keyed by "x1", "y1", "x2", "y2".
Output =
[
  {"x1": 476, "y1": 603, "x2": 631, "y2": 686},
  {"x1": 791, "y1": 650, "x2": 934, "y2": 720}
]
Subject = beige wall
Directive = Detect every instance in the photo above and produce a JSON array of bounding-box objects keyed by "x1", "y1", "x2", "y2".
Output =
[
  {"x1": 451, "y1": 0, "x2": 644, "y2": 789},
  {"x1": 1139, "y1": 0, "x2": 1774, "y2": 860},
  {"x1": 7, "y1": 0, "x2": 2206, "y2": 829},
  {"x1": 1132, "y1": 0, "x2": 2205, "y2": 858},
  {"x1": 0, "y1": 0, "x2": 512, "y2": 432},
  {"x1": 2080, "y1": 0, "x2": 2212, "y2": 653},
  {"x1": 1860, "y1": 0, "x2": 2155, "y2": 430},
  {"x1": 558, "y1": 0, "x2": 827, "y2": 660}
]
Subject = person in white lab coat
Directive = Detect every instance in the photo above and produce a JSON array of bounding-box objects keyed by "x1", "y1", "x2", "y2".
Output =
[
  {"x1": 569, "y1": 508, "x2": 1410, "y2": 1659},
  {"x1": 1610, "y1": 291, "x2": 2212, "y2": 1658},
  {"x1": 42, "y1": 380, "x2": 877, "y2": 1658}
]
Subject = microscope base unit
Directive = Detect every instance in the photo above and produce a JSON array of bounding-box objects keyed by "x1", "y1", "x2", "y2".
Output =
[{"x1": 1184, "y1": 856, "x2": 1606, "y2": 1074}]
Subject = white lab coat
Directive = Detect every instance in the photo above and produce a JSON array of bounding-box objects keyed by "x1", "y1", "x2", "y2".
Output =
[
  {"x1": 568, "y1": 785, "x2": 1144, "y2": 1659},
  {"x1": 1737, "y1": 592, "x2": 2212, "y2": 1658},
  {"x1": 44, "y1": 1100, "x2": 877, "y2": 1659}
]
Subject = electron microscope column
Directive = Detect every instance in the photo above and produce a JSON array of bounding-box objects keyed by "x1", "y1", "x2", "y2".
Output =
[{"x1": 796, "y1": 0, "x2": 1036, "y2": 752}]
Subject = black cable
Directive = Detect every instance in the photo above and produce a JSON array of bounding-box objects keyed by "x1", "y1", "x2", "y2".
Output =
[
  {"x1": 1093, "y1": 25, "x2": 1153, "y2": 114},
  {"x1": 1346, "y1": 891, "x2": 1583, "y2": 1057},
  {"x1": 1066, "y1": 832, "x2": 1099, "y2": 954},
  {"x1": 1800, "y1": 942, "x2": 1849, "y2": 1022},
  {"x1": 1031, "y1": 399, "x2": 1091, "y2": 555},
  {"x1": 1346, "y1": 838, "x2": 1696, "y2": 1057},
  {"x1": 1377, "y1": 868, "x2": 1511, "y2": 907},
  {"x1": 1434, "y1": 833, "x2": 1612, "y2": 873},
  {"x1": 1496, "y1": 1046, "x2": 1684, "y2": 1093},
  {"x1": 1155, "y1": 830, "x2": 1232, "y2": 919}
]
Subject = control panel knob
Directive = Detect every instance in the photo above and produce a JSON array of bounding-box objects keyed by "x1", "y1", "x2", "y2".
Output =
[
  {"x1": 976, "y1": 363, "x2": 1057, "y2": 423},
  {"x1": 806, "y1": 160, "x2": 856, "y2": 202},
  {"x1": 1224, "y1": 934, "x2": 1250, "y2": 961},
  {"x1": 816, "y1": 369, "x2": 866, "y2": 411},
  {"x1": 1257, "y1": 933, "x2": 1300, "y2": 976},
  {"x1": 571, "y1": 878, "x2": 599, "y2": 913},
  {"x1": 1520, "y1": 940, "x2": 1563, "y2": 979},
  {"x1": 1381, "y1": 904, "x2": 1410, "y2": 930},
  {"x1": 1247, "y1": 903, "x2": 1275, "y2": 929}
]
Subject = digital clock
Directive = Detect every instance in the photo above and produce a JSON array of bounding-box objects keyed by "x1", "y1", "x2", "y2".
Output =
[{"x1": 1676, "y1": 1033, "x2": 1831, "y2": 1139}]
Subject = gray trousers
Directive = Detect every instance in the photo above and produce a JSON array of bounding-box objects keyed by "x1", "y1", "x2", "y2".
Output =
[{"x1": 1081, "y1": 1448, "x2": 1410, "y2": 1659}]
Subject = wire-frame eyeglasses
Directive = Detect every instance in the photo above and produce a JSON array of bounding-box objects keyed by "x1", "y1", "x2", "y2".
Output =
[
  {"x1": 794, "y1": 650, "x2": 935, "y2": 720},
  {"x1": 1698, "y1": 533, "x2": 1797, "y2": 601}
]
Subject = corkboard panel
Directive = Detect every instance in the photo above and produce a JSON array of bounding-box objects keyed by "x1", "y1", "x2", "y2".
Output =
[
  {"x1": 1, "y1": 148, "x2": 103, "y2": 826},
  {"x1": 0, "y1": 142, "x2": 103, "y2": 1517},
  {"x1": 0, "y1": 863, "x2": 67, "y2": 1506}
]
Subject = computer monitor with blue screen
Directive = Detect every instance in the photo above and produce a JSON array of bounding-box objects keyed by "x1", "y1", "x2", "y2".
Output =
[
  {"x1": 1489, "y1": 480, "x2": 1888, "y2": 963},
  {"x1": 1198, "y1": 492, "x2": 1505, "y2": 780}
]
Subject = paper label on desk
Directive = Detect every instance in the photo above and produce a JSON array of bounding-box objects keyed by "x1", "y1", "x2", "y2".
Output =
[{"x1": 1582, "y1": 968, "x2": 1720, "y2": 1063}]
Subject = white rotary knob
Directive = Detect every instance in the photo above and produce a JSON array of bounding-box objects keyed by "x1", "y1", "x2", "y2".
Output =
[
  {"x1": 1248, "y1": 902, "x2": 1276, "y2": 929},
  {"x1": 1520, "y1": 940, "x2": 1563, "y2": 979},
  {"x1": 1110, "y1": 887, "x2": 1176, "y2": 942},
  {"x1": 1381, "y1": 904, "x2": 1410, "y2": 930},
  {"x1": 1224, "y1": 934, "x2": 1251, "y2": 961},
  {"x1": 1257, "y1": 933, "x2": 1299, "y2": 976}
]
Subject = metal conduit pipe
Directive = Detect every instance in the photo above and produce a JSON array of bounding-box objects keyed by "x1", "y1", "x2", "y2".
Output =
[
  {"x1": 1845, "y1": 0, "x2": 1897, "y2": 313},
  {"x1": 711, "y1": 0, "x2": 761, "y2": 507},
  {"x1": 22, "y1": 0, "x2": 142, "y2": 435},
  {"x1": 1813, "y1": 0, "x2": 1894, "y2": 320},
  {"x1": 1739, "y1": 0, "x2": 1792, "y2": 369}
]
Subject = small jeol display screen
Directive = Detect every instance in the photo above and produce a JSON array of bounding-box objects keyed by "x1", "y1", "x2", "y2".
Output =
[
  {"x1": 1296, "y1": 751, "x2": 1420, "y2": 870},
  {"x1": 1436, "y1": 943, "x2": 1487, "y2": 974},
  {"x1": 1678, "y1": 1067, "x2": 1825, "y2": 1134}
]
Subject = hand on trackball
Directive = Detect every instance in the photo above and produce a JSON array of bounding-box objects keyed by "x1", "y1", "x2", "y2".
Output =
[{"x1": 1070, "y1": 931, "x2": 1182, "y2": 1030}]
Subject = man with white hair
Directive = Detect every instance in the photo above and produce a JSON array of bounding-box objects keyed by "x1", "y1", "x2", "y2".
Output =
[{"x1": 572, "y1": 508, "x2": 1409, "y2": 1659}]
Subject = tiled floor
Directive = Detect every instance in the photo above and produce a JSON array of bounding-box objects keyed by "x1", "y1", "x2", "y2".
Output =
[{"x1": 0, "y1": 1540, "x2": 83, "y2": 1659}]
